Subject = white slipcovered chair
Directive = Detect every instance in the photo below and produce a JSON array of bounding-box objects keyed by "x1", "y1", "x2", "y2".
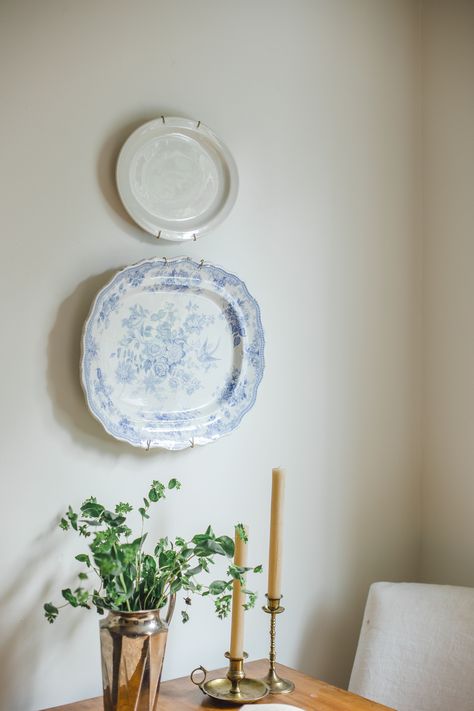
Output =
[{"x1": 349, "y1": 582, "x2": 474, "y2": 711}]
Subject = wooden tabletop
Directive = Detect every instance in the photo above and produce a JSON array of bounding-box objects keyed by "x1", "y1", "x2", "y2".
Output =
[{"x1": 41, "y1": 659, "x2": 393, "y2": 711}]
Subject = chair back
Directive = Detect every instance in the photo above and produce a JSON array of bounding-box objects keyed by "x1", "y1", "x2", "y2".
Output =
[{"x1": 349, "y1": 581, "x2": 474, "y2": 711}]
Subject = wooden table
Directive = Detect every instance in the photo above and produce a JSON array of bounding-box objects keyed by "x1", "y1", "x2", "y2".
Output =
[{"x1": 41, "y1": 659, "x2": 393, "y2": 711}]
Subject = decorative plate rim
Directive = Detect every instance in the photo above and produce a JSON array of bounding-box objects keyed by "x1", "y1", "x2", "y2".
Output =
[
  {"x1": 116, "y1": 116, "x2": 239, "y2": 242},
  {"x1": 80, "y1": 256, "x2": 265, "y2": 450}
]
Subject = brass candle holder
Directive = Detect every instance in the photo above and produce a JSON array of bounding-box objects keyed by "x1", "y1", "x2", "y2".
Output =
[
  {"x1": 261, "y1": 595, "x2": 295, "y2": 694},
  {"x1": 190, "y1": 652, "x2": 269, "y2": 704}
]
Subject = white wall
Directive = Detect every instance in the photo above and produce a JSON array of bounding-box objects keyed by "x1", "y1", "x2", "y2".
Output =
[
  {"x1": 0, "y1": 2, "x2": 421, "y2": 709},
  {"x1": 421, "y1": 0, "x2": 474, "y2": 585}
]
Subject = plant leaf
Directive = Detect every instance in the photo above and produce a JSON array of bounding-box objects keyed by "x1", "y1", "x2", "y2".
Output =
[
  {"x1": 61, "y1": 588, "x2": 78, "y2": 607},
  {"x1": 44, "y1": 602, "x2": 59, "y2": 623},
  {"x1": 75, "y1": 553, "x2": 91, "y2": 567},
  {"x1": 216, "y1": 536, "x2": 234, "y2": 557},
  {"x1": 209, "y1": 580, "x2": 227, "y2": 595}
]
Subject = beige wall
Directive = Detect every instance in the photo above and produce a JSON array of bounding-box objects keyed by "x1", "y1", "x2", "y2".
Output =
[
  {"x1": 0, "y1": 2, "x2": 421, "y2": 709},
  {"x1": 421, "y1": 0, "x2": 474, "y2": 584}
]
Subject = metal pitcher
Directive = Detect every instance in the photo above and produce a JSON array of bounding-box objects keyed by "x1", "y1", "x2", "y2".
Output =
[{"x1": 99, "y1": 595, "x2": 175, "y2": 711}]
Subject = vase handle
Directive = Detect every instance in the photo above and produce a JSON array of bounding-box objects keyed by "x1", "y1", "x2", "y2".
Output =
[
  {"x1": 165, "y1": 593, "x2": 176, "y2": 625},
  {"x1": 190, "y1": 665, "x2": 207, "y2": 687}
]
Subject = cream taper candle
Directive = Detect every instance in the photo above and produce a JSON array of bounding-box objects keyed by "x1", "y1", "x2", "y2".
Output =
[
  {"x1": 267, "y1": 467, "x2": 285, "y2": 599},
  {"x1": 229, "y1": 525, "x2": 248, "y2": 659}
]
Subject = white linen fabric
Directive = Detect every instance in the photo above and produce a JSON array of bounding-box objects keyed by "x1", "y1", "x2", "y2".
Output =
[{"x1": 349, "y1": 582, "x2": 474, "y2": 711}]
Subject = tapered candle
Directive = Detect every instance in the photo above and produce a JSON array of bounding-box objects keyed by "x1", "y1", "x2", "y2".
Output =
[
  {"x1": 229, "y1": 525, "x2": 248, "y2": 659},
  {"x1": 267, "y1": 467, "x2": 285, "y2": 599}
]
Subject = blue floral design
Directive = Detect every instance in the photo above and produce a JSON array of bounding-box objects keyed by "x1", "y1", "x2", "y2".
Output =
[
  {"x1": 93, "y1": 368, "x2": 114, "y2": 412},
  {"x1": 127, "y1": 268, "x2": 145, "y2": 288},
  {"x1": 81, "y1": 257, "x2": 265, "y2": 450},
  {"x1": 86, "y1": 338, "x2": 98, "y2": 359},
  {"x1": 222, "y1": 303, "x2": 246, "y2": 346},
  {"x1": 113, "y1": 299, "x2": 216, "y2": 397},
  {"x1": 118, "y1": 417, "x2": 136, "y2": 436},
  {"x1": 115, "y1": 360, "x2": 136, "y2": 385},
  {"x1": 98, "y1": 293, "x2": 120, "y2": 326}
]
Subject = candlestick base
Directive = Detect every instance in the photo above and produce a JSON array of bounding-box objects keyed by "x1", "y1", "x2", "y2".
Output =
[
  {"x1": 190, "y1": 653, "x2": 269, "y2": 704},
  {"x1": 261, "y1": 594, "x2": 295, "y2": 695},
  {"x1": 261, "y1": 666, "x2": 295, "y2": 694}
]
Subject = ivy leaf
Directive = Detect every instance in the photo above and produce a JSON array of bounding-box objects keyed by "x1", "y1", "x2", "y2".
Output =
[
  {"x1": 227, "y1": 565, "x2": 247, "y2": 580},
  {"x1": 61, "y1": 588, "x2": 78, "y2": 607},
  {"x1": 235, "y1": 523, "x2": 248, "y2": 543},
  {"x1": 214, "y1": 593, "x2": 232, "y2": 619},
  {"x1": 253, "y1": 564, "x2": 263, "y2": 573},
  {"x1": 209, "y1": 580, "x2": 227, "y2": 595},
  {"x1": 168, "y1": 478, "x2": 181, "y2": 490},
  {"x1": 243, "y1": 590, "x2": 257, "y2": 610},
  {"x1": 181, "y1": 610, "x2": 190, "y2": 623},
  {"x1": 216, "y1": 536, "x2": 234, "y2": 557},
  {"x1": 149, "y1": 480, "x2": 166, "y2": 501},
  {"x1": 206, "y1": 539, "x2": 227, "y2": 556},
  {"x1": 187, "y1": 564, "x2": 203, "y2": 577},
  {"x1": 101, "y1": 511, "x2": 126, "y2": 527},
  {"x1": 80, "y1": 500, "x2": 105, "y2": 519},
  {"x1": 75, "y1": 553, "x2": 91, "y2": 567},
  {"x1": 66, "y1": 507, "x2": 78, "y2": 531},
  {"x1": 133, "y1": 534, "x2": 147, "y2": 548},
  {"x1": 74, "y1": 588, "x2": 91, "y2": 607},
  {"x1": 170, "y1": 578, "x2": 183, "y2": 594},
  {"x1": 115, "y1": 502, "x2": 133, "y2": 514},
  {"x1": 44, "y1": 603, "x2": 59, "y2": 623},
  {"x1": 148, "y1": 488, "x2": 159, "y2": 502}
]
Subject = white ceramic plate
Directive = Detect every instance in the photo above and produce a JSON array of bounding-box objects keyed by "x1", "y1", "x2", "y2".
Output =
[
  {"x1": 116, "y1": 117, "x2": 238, "y2": 241},
  {"x1": 81, "y1": 257, "x2": 264, "y2": 450}
]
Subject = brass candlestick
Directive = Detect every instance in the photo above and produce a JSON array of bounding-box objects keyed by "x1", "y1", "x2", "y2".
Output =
[
  {"x1": 261, "y1": 595, "x2": 295, "y2": 694},
  {"x1": 190, "y1": 652, "x2": 269, "y2": 704}
]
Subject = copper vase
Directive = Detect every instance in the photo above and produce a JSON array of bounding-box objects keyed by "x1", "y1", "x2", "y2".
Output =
[{"x1": 99, "y1": 595, "x2": 175, "y2": 711}]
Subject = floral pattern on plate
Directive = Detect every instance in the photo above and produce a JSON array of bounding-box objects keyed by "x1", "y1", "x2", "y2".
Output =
[{"x1": 81, "y1": 257, "x2": 264, "y2": 450}]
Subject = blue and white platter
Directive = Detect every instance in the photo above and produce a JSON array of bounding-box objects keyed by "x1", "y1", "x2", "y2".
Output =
[{"x1": 81, "y1": 257, "x2": 265, "y2": 450}]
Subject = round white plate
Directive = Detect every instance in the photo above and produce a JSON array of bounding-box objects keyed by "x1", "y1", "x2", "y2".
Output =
[
  {"x1": 116, "y1": 117, "x2": 238, "y2": 241},
  {"x1": 81, "y1": 257, "x2": 264, "y2": 450}
]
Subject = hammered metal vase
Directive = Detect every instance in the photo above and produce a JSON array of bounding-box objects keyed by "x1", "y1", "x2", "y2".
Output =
[{"x1": 99, "y1": 596, "x2": 175, "y2": 711}]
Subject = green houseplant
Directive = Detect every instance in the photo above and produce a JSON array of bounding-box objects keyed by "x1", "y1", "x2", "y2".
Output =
[{"x1": 44, "y1": 479, "x2": 261, "y2": 711}]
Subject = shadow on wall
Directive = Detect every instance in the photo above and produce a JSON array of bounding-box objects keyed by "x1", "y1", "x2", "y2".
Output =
[
  {"x1": 296, "y1": 590, "x2": 366, "y2": 690},
  {"x1": 46, "y1": 269, "x2": 160, "y2": 458},
  {"x1": 293, "y1": 460, "x2": 413, "y2": 689},
  {"x1": 0, "y1": 520, "x2": 84, "y2": 711},
  {"x1": 46, "y1": 109, "x2": 190, "y2": 457}
]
